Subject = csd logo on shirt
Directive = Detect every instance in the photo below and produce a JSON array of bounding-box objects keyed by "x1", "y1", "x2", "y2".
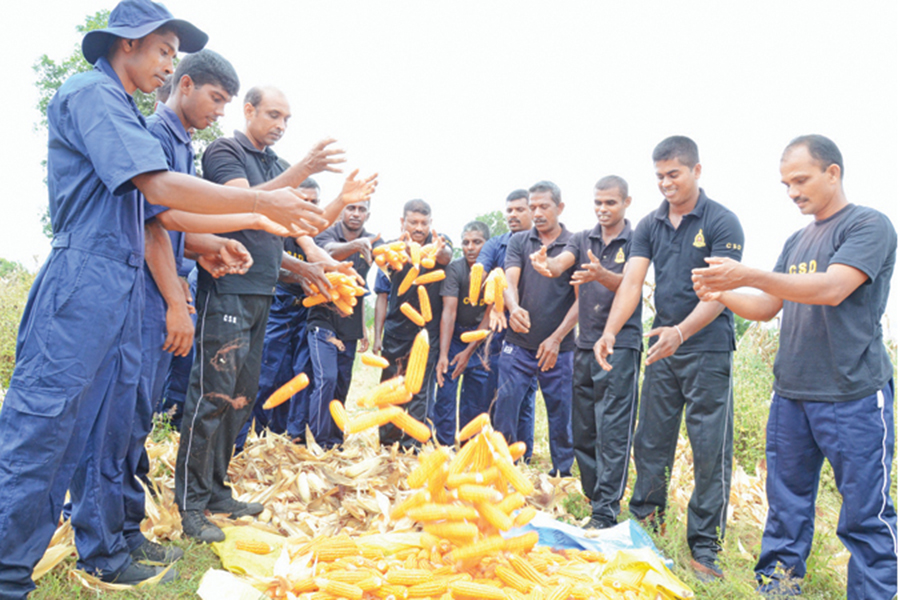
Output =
[{"x1": 788, "y1": 260, "x2": 817, "y2": 274}]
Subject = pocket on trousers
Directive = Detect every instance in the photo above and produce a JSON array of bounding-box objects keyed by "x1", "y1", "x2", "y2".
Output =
[{"x1": 3, "y1": 385, "x2": 70, "y2": 418}]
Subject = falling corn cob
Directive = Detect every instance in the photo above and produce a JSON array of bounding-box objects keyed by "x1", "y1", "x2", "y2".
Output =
[
  {"x1": 420, "y1": 256, "x2": 436, "y2": 269},
  {"x1": 459, "y1": 329, "x2": 490, "y2": 343},
  {"x1": 413, "y1": 270, "x2": 445, "y2": 285},
  {"x1": 457, "y1": 413, "x2": 491, "y2": 442},
  {"x1": 390, "y1": 410, "x2": 431, "y2": 443},
  {"x1": 400, "y1": 302, "x2": 426, "y2": 327},
  {"x1": 407, "y1": 503, "x2": 480, "y2": 522},
  {"x1": 357, "y1": 376, "x2": 406, "y2": 408},
  {"x1": 468, "y1": 263, "x2": 484, "y2": 305},
  {"x1": 346, "y1": 406, "x2": 402, "y2": 433},
  {"x1": 508, "y1": 441, "x2": 527, "y2": 461},
  {"x1": 408, "y1": 242, "x2": 422, "y2": 268},
  {"x1": 418, "y1": 285, "x2": 432, "y2": 322},
  {"x1": 235, "y1": 540, "x2": 272, "y2": 555},
  {"x1": 329, "y1": 400, "x2": 348, "y2": 432},
  {"x1": 399, "y1": 266, "x2": 420, "y2": 295},
  {"x1": 262, "y1": 372, "x2": 310, "y2": 409},
  {"x1": 404, "y1": 330, "x2": 429, "y2": 394},
  {"x1": 361, "y1": 354, "x2": 391, "y2": 369},
  {"x1": 408, "y1": 447, "x2": 450, "y2": 488}
]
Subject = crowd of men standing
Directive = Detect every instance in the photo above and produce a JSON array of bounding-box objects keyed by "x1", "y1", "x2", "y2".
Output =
[{"x1": 0, "y1": 1, "x2": 895, "y2": 599}]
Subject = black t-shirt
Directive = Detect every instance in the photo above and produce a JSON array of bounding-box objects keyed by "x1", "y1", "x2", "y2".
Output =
[
  {"x1": 199, "y1": 130, "x2": 286, "y2": 295},
  {"x1": 504, "y1": 225, "x2": 577, "y2": 352},
  {"x1": 375, "y1": 233, "x2": 451, "y2": 346},
  {"x1": 307, "y1": 222, "x2": 379, "y2": 341},
  {"x1": 630, "y1": 189, "x2": 744, "y2": 353},
  {"x1": 773, "y1": 204, "x2": 896, "y2": 402},
  {"x1": 441, "y1": 258, "x2": 487, "y2": 329},
  {"x1": 278, "y1": 235, "x2": 310, "y2": 297},
  {"x1": 564, "y1": 222, "x2": 642, "y2": 351}
]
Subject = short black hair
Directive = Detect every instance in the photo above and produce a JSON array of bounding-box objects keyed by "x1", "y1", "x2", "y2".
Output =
[
  {"x1": 155, "y1": 75, "x2": 174, "y2": 103},
  {"x1": 506, "y1": 189, "x2": 529, "y2": 203},
  {"x1": 172, "y1": 49, "x2": 240, "y2": 98},
  {"x1": 244, "y1": 86, "x2": 264, "y2": 108},
  {"x1": 462, "y1": 220, "x2": 490, "y2": 241},
  {"x1": 594, "y1": 175, "x2": 629, "y2": 199},
  {"x1": 403, "y1": 199, "x2": 431, "y2": 217},
  {"x1": 784, "y1": 134, "x2": 844, "y2": 179},
  {"x1": 298, "y1": 177, "x2": 319, "y2": 190},
  {"x1": 652, "y1": 136, "x2": 700, "y2": 168},
  {"x1": 528, "y1": 180, "x2": 561, "y2": 205}
]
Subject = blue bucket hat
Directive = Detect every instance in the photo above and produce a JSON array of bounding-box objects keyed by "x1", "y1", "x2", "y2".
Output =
[{"x1": 82, "y1": 0, "x2": 208, "y2": 65}]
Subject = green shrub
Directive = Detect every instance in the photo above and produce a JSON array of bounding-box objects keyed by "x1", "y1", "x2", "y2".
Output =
[
  {"x1": 732, "y1": 322, "x2": 779, "y2": 473},
  {"x1": 0, "y1": 266, "x2": 35, "y2": 389}
]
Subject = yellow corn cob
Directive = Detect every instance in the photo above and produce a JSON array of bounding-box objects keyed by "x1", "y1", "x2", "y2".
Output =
[
  {"x1": 388, "y1": 255, "x2": 405, "y2": 272},
  {"x1": 361, "y1": 354, "x2": 391, "y2": 369},
  {"x1": 372, "y1": 386, "x2": 414, "y2": 408},
  {"x1": 470, "y1": 435, "x2": 493, "y2": 472},
  {"x1": 468, "y1": 263, "x2": 484, "y2": 305},
  {"x1": 544, "y1": 582, "x2": 572, "y2": 600},
  {"x1": 459, "y1": 329, "x2": 489, "y2": 343},
  {"x1": 526, "y1": 554, "x2": 552, "y2": 573},
  {"x1": 513, "y1": 506, "x2": 537, "y2": 527},
  {"x1": 449, "y1": 535, "x2": 506, "y2": 564},
  {"x1": 408, "y1": 242, "x2": 422, "y2": 267},
  {"x1": 390, "y1": 410, "x2": 431, "y2": 443},
  {"x1": 556, "y1": 566, "x2": 593, "y2": 583},
  {"x1": 386, "y1": 568, "x2": 432, "y2": 586},
  {"x1": 390, "y1": 490, "x2": 431, "y2": 521},
  {"x1": 329, "y1": 400, "x2": 348, "y2": 432},
  {"x1": 456, "y1": 484, "x2": 502, "y2": 504},
  {"x1": 476, "y1": 501, "x2": 514, "y2": 531},
  {"x1": 449, "y1": 580, "x2": 506, "y2": 600},
  {"x1": 399, "y1": 266, "x2": 420, "y2": 295},
  {"x1": 408, "y1": 447, "x2": 450, "y2": 488},
  {"x1": 291, "y1": 578, "x2": 318, "y2": 594},
  {"x1": 371, "y1": 583, "x2": 409, "y2": 599},
  {"x1": 408, "y1": 579, "x2": 449, "y2": 598},
  {"x1": 493, "y1": 275, "x2": 505, "y2": 313},
  {"x1": 302, "y1": 293, "x2": 329, "y2": 307},
  {"x1": 496, "y1": 457, "x2": 534, "y2": 496},
  {"x1": 314, "y1": 538, "x2": 360, "y2": 562},
  {"x1": 495, "y1": 565, "x2": 533, "y2": 594},
  {"x1": 421, "y1": 242, "x2": 438, "y2": 257},
  {"x1": 389, "y1": 241, "x2": 408, "y2": 252},
  {"x1": 569, "y1": 584, "x2": 594, "y2": 600},
  {"x1": 400, "y1": 302, "x2": 426, "y2": 327},
  {"x1": 407, "y1": 503, "x2": 479, "y2": 522},
  {"x1": 497, "y1": 492, "x2": 526, "y2": 514},
  {"x1": 508, "y1": 441, "x2": 527, "y2": 461},
  {"x1": 314, "y1": 578, "x2": 365, "y2": 600},
  {"x1": 445, "y1": 466, "x2": 499, "y2": 489},
  {"x1": 418, "y1": 285, "x2": 432, "y2": 322},
  {"x1": 413, "y1": 270, "x2": 445, "y2": 285},
  {"x1": 487, "y1": 430, "x2": 513, "y2": 461},
  {"x1": 509, "y1": 554, "x2": 548, "y2": 586},
  {"x1": 578, "y1": 550, "x2": 607, "y2": 563},
  {"x1": 262, "y1": 372, "x2": 310, "y2": 409},
  {"x1": 503, "y1": 590, "x2": 528, "y2": 600},
  {"x1": 423, "y1": 521, "x2": 478, "y2": 542},
  {"x1": 448, "y1": 437, "x2": 480, "y2": 475},
  {"x1": 404, "y1": 329, "x2": 429, "y2": 394},
  {"x1": 325, "y1": 570, "x2": 373, "y2": 584},
  {"x1": 334, "y1": 296, "x2": 354, "y2": 316},
  {"x1": 358, "y1": 376, "x2": 405, "y2": 407},
  {"x1": 505, "y1": 533, "x2": 540, "y2": 556},
  {"x1": 421, "y1": 256, "x2": 436, "y2": 269},
  {"x1": 426, "y1": 464, "x2": 449, "y2": 504},
  {"x1": 373, "y1": 245, "x2": 388, "y2": 256},
  {"x1": 346, "y1": 406, "x2": 402, "y2": 433},
  {"x1": 457, "y1": 413, "x2": 491, "y2": 442},
  {"x1": 483, "y1": 274, "x2": 496, "y2": 304},
  {"x1": 234, "y1": 540, "x2": 272, "y2": 554}
]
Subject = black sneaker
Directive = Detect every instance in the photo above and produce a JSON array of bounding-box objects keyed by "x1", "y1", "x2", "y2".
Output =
[
  {"x1": 99, "y1": 561, "x2": 177, "y2": 585},
  {"x1": 584, "y1": 516, "x2": 616, "y2": 530},
  {"x1": 206, "y1": 497, "x2": 265, "y2": 519},
  {"x1": 130, "y1": 540, "x2": 184, "y2": 564},
  {"x1": 180, "y1": 510, "x2": 225, "y2": 543},
  {"x1": 691, "y1": 556, "x2": 724, "y2": 583},
  {"x1": 756, "y1": 577, "x2": 802, "y2": 597}
]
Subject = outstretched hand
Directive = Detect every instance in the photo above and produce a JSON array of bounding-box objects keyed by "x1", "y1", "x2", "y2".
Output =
[
  {"x1": 340, "y1": 169, "x2": 379, "y2": 205},
  {"x1": 571, "y1": 249, "x2": 607, "y2": 285},
  {"x1": 302, "y1": 138, "x2": 346, "y2": 175},
  {"x1": 529, "y1": 245, "x2": 552, "y2": 277}
]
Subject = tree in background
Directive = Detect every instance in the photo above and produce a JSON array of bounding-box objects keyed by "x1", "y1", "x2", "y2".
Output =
[
  {"x1": 32, "y1": 10, "x2": 223, "y2": 237},
  {"x1": 452, "y1": 210, "x2": 509, "y2": 260}
]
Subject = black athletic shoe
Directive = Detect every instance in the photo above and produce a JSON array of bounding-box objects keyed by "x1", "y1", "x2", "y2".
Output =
[
  {"x1": 584, "y1": 516, "x2": 616, "y2": 530},
  {"x1": 180, "y1": 510, "x2": 226, "y2": 543},
  {"x1": 206, "y1": 497, "x2": 265, "y2": 519},
  {"x1": 99, "y1": 561, "x2": 177, "y2": 584},
  {"x1": 130, "y1": 540, "x2": 184, "y2": 564}
]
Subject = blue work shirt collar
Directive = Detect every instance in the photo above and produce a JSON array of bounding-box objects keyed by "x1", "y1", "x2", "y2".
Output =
[
  {"x1": 527, "y1": 223, "x2": 569, "y2": 248},
  {"x1": 155, "y1": 102, "x2": 192, "y2": 146},
  {"x1": 587, "y1": 219, "x2": 633, "y2": 244},
  {"x1": 94, "y1": 57, "x2": 126, "y2": 92},
  {"x1": 653, "y1": 188, "x2": 710, "y2": 223}
]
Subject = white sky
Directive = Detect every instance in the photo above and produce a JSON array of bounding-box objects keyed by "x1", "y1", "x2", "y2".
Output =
[{"x1": 1, "y1": 1, "x2": 897, "y2": 331}]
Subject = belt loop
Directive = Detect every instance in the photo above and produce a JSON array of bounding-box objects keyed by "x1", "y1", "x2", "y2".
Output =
[{"x1": 51, "y1": 232, "x2": 70, "y2": 249}]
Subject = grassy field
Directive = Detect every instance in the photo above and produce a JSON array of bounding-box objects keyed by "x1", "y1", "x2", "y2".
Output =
[{"x1": 0, "y1": 271, "x2": 890, "y2": 598}]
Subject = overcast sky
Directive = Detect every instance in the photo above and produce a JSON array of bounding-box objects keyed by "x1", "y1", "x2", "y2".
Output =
[{"x1": 2, "y1": 1, "x2": 897, "y2": 332}]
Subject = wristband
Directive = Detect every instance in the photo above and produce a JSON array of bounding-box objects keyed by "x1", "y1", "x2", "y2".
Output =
[{"x1": 674, "y1": 325, "x2": 684, "y2": 345}]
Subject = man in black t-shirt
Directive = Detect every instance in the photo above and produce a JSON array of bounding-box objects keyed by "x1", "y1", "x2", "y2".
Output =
[
  {"x1": 373, "y1": 199, "x2": 453, "y2": 448},
  {"x1": 175, "y1": 86, "x2": 375, "y2": 543},
  {"x1": 596, "y1": 137, "x2": 744, "y2": 581},
  {"x1": 432, "y1": 221, "x2": 491, "y2": 445},
  {"x1": 530, "y1": 176, "x2": 641, "y2": 530},
  {"x1": 495, "y1": 181, "x2": 579, "y2": 477},
  {"x1": 692, "y1": 135, "x2": 896, "y2": 600},
  {"x1": 307, "y1": 201, "x2": 379, "y2": 448}
]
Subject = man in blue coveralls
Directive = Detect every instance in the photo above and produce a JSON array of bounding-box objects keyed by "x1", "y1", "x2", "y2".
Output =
[
  {"x1": 494, "y1": 181, "x2": 579, "y2": 477},
  {"x1": 433, "y1": 221, "x2": 491, "y2": 444},
  {"x1": 474, "y1": 190, "x2": 538, "y2": 460},
  {"x1": 0, "y1": 1, "x2": 329, "y2": 595},
  {"x1": 307, "y1": 201, "x2": 380, "y2": 448},
  {"x1": 692, "y1": 135, "x2": 897, "y2": 599},
  {"x1": 530, "y1": 176, "x2": 642, "y2": 530},
  {"x1": 596, "y1": 136, "x2": 744, "y2": 581}
]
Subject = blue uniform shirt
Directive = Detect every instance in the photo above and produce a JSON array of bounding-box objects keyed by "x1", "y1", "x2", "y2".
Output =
[
  {"x1": 477, "y1": 232, "x2": 512, "y2": 271},
  {"x1": 143, "y1": 102, "x2": 195, "y2": 272},
  {"x1": 47, "y1": 57, "x2": 169, "y2": 261}
]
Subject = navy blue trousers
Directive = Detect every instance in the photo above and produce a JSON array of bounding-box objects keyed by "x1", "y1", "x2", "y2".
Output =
[
  {"x1": 234, "y1": 288, "x2": 311, "y2": 448},
  {"x1": 306, "y1": 326, "x2": 357, "y2": 448},
  {"x1": 159, "y1": 268, "x2": 197, "y2": 429},
  {"x1": 494, "y1": 342, "x2": 574, "y2": 475},
  {"x1": 487, "y1": 333, "x2": 537, "y2": 461},
  {"x1": 0, "y1": 249, "x2": 144, "y2": 597},
  {"x1": 755, "y1": 383, "x2": 897, "y2": 599},
  {"x1": 432, "y1": 333, "x2": 492, "y2": 446}
]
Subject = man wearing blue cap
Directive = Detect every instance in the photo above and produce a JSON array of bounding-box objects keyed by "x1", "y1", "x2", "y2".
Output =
[{"x1": 0, "y1": 1, "x2": 328, "y2": 595}]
